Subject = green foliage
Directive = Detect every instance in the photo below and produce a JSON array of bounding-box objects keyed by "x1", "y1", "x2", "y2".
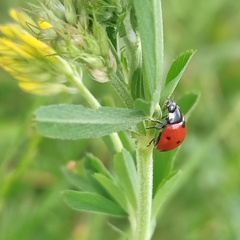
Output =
[
  {"x1": 84, "y1": 153, "x2": 112, "y2": 178},
  {"x1": 35, "y1": 105, "x2": 145, "y2": 139},
  {"x1": 1, "y1": 0, "x2": 240, "y2": 238},
  {"x1": 94, "y1": 173, "x2": 129, "y2": 212},
  {"x1": 0, "y1": 0, "x2": 207, "y2": 239},
  {"x1": 177, "y1": 93, "x2": 200, "y2": 119},
  {"x1": 160, "y1": 50, "x2": 196, "y2": 103},
  {"x1": 133, "y1": 0, "x2": 164, "y2": 115},
  {"x1": 62, "y1": 148, "x2": 139, "y2": 219},
  {"x1": 152, "y1": 171, "x2": 181, "y2": 219},
  {"x1": 62, "y1": 153, "x2": 113, "y2": 193},
  {"x1": 63, "y1": 191, "x2": 127, "y2": 217},
  {"x1": 25, "y1": 0, "x2": 196, "y2": 238},
  {"x1": 113, "y1": 149, "x2": 138, "y2": 210}
]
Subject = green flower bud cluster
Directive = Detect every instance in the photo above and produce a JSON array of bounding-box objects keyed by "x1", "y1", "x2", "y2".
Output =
[{"x1": 33, "y1": 0, "x2": 129, "y2": 83}]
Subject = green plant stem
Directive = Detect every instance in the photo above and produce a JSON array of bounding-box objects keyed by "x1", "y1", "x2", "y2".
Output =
[
  {"x1": 109, "y1": 133, "x2": 124, "y2": 153},
  {"x1": 71, "y1": 74, "x2": 123, "y2": 152},
  {"x1": 72, "y1": 75, "x2": 101, "y2": 109},
  {"x1": 136, "y1": 139, "x2": 153, "y2": 240}
]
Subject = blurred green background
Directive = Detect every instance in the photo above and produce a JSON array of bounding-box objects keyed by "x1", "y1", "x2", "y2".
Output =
[{"x1": 1, "y1": 0, "x2": 240, "y2": 239}]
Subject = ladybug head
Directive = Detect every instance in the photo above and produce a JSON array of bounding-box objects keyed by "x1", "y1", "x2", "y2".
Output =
[{"x1": 166, "y1": 99, "x2": 177, "y2": 113}]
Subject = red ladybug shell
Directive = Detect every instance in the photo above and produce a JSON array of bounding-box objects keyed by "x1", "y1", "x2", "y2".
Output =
[{"x1": 156, "y1": 118, "x2": 186, "y2": 151}]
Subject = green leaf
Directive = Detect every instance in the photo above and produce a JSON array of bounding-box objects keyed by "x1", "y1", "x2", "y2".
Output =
[
  {"x1": 153, "y1": 150, "x2": 177, "y2": 196},
  {"x1": 133, "y1": 0, "x2": 164, "y2": 115},
  {"x1": 35, "y1": 105, "x2": 145, "y2": 140},
  {"x1": 117, "y1": 131, "x2": 135, "y2": 155},
  {"x1": 134, "y1": 98, "x2": 152, "y2": 116},
  {"x1": 161, "y1": 50, "x2": 196, "y2": 102},
  {"x1": 62, "y1": 154, "x2": 114, "y2": 196},
  {"x1": 94, "y1": 173, "x2": 129, "y2": 212},
  {"x1": 62, "y1": 167, "x2": 96, "y2": 192},
  {"x1": 177, "y1": 93, "x2": 200, "y2": 119},
  {"x1": 63, "y1": 190, "x2": 127, "y2": 217},
  {"x1": 82, "y1": 154, "x2": 114, "y2": 197},
  {"x1": 110, "y1": 73, "x2": 134, "y2": 108},
  {"x1": 84, "y1": 153, "x2": 112, "y2": 178},
  {"x1": 152, "y1": 171, "x2": 181, "y2": 219},
  {"x1": 114, "y1": 149, "x2": 138, "y2": 210},
  {"x1": 131, "y1": 68, "x2": 144, "y2": 100},
  {"x1": 122, "y1": 14, "x2": 141, "y2": 81},
  {"x1": 107, "y1": 222, "x2": 127, "y2": 239}
]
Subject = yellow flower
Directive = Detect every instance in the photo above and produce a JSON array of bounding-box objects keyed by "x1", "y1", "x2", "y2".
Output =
[
  {"x1": 9, "y1": 9, "x2": 36, "y2": 31},
  {"x1": 19, "y1": 82, "x2": 71, "y2": 95},
  {"x1": 0, "y1": 9, "x2": 78, "y2": 95},
  {"x1": 38, "y1": 20, "x2": 52, "y2": 30}
]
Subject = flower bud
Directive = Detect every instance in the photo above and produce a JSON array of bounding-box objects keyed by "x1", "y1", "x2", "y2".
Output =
[
  {"x1": 109, "y1": 51, "x2": 117, "y2": 72},
  {"x1": 90, "y1": 69, "x2": 109, "y2": 83},
  {"x1": 92, "y1": 19, "x2": 109, "y2": 58},
  {"x1": 64, "y1": 0, "x2": 77, "y2": 25}
]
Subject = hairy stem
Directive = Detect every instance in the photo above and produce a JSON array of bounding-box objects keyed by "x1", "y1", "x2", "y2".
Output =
[
  {"x1": 136, "y1": 139, "x2": 153, "y2": 240},
  {"x1": 72, "y1": 75, "x2": 101, "y2": 109}
]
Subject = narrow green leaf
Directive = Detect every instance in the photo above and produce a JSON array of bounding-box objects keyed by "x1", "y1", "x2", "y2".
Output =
[
  {"x1": 84, "y1": 153, "x2": 112, "y2": 178},
  {"x1": 177, "y1": 93, "x2": 200, "y2": 119},
  {"x1": 122, "y1": 14, "x2": 141, "y2": 80},
  {"x1": 133, "y1": 0, "x2": 164, "y2": 115},
  {"x1": 117, "y1": 131, "x2": 135, "y2": 155},
  {"x1": 94, "y1": 173, "x2": 129, "y2": 212},
  {"x1": 166, "y1": 50, "x2": 195, "y2": 84},
  {"x1": 107, "y1": 222, "x2": 127, "y2": 239},
  {"x1": 63, "y1": 190, "x2": 127, "y2": 217},
  {"x1": 62, "y1": 154, "x2": 113, "y2": 196},
  {"x1": 114, "y1": 149, "x2": 138, "y2": 210},
  {"x1": 152, "y1": 171, "x2": 181, "y2": 219},
  {"x1": 35, "y1": 105, "x2": 145, "y2": 140},
  {"x1": 110, "y1": 73, "x2": 134, "y2": 108},
  {"x1": 62, "y1": 168, "x2": 96, "y2": 192},
  {"x1": 161, "y1": 50, "x2": 196, "y2": 102},
  {"x1": 153, "y1": 150, "x2": 177, "y2": 196},
  {"x1": 131, "y1": 68, "x2": 144, "y2": 100},
  {"x1": 82, "y1": 154, "x2": 114, "y2": 197},
  {"x1": 134, "y1": 98, "x2": 152, "y2": 116}
]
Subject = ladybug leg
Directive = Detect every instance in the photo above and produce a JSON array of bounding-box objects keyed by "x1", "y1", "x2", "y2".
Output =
[
  {"x1": 146, "y1": 118, "x2": 163, "y2": 130},
  {"x1": 147, "y1": 138, "x2": 155, "y2": 147},
  {"x1": 146, "y1": 125, "x2": 163, "y2": 130},
  {"x1": 149, "y1": 118, "x2": 163, "y2": 124},
  {"x1": 147, "y1": 118, "x2": 167, "y2": 130}
]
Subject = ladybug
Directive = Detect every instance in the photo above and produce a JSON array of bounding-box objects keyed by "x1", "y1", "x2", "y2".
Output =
[{"x1": 147, "y1": 99, "x2": 186, "y2": 151}]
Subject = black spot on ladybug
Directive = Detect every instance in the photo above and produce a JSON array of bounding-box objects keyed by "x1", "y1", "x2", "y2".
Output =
[
  {"x1": 176, "y1": 140, "x2": 181, "y2": 144},
  {"x1": 166, "y1": 136, "x2": 171, "y2": 140},
  {"x1": 182, "y1": 121, "x2": 186, "y2": 128}
]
